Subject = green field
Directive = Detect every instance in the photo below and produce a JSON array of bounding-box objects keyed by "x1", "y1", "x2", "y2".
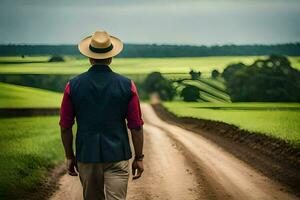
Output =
[
  {"x1": 0, "y1": 116, "x2": 64, "y2": 199},
  {"x1": 177, "y1": 78, "x2": 231, "y2": 102},
  {"x1": 2, "y1": 55, "x2": 299, "y2": 103},
  {"x1": 1, "y1": 56, "x2": 299, "y2": 103},
  {"x1": 163, "y1": 102, "x2": 300, "y2": 146},
  {"x1": 0, "y1": 82, "x2": 63, "y2": 198},
  {"x1": 1, "y1": 56, "x2": 299, "y2": 76},
  {"x1": 0, "y1": 56, "x2": 300, "y2": 198},
  {"x1": 0, "y1": 82, "x2": 62, "y2": 108}
]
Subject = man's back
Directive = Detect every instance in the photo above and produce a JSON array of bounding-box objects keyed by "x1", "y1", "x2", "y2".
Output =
[{"x1": 69, "y1": 64, "x2": 133, "y2": 163}]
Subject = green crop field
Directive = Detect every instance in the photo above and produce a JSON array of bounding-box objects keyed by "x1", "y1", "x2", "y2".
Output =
[
  {"x1": 0, "y1": 116, "x2": 64, "y2": 199},
  {"x1": 0, "y1": 82, "x2": 62, "y2": 108},
  {"x1": 1, "y1": 56, "x2": 299, "y2": 76},
  {"x1": 0, "y1": 83, "x2": 63, "y2": 198},
  {"x1": 163, "y1": 102, "x2": 300, "y2": 146}
]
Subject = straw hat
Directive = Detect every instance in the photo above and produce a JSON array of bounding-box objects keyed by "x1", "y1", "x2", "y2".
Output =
[{"x1": 78, "y1": 30, "x2": 123, "y2": 59}]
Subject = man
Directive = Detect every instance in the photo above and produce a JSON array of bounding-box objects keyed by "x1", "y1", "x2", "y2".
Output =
[{"x1": 59, "y1": 30, "x2": 144, "y2": 200}]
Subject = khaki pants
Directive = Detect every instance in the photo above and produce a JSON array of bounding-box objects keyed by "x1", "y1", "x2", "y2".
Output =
[{"x1": 77, "y1": 160, "x2": 129, "y2": 200}]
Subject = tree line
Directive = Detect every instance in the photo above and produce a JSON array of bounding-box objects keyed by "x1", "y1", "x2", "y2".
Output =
[
  {"x1": 1, "y1": 43, "x2": 300, "y2": 57},
  {"x1": 222, "y1": 55, "x2": 300, "y2": 102}
]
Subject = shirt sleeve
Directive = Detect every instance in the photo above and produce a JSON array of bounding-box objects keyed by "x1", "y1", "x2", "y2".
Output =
[
  {"x1": 59, "y1": 82, "x2": 75, "y2": 128},
  {"x1": 126, "y1": 80, "x2": 144, "y2": 129}
]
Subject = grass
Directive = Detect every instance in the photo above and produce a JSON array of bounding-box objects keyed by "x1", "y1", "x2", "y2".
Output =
[
  {"x1": 0, "y1": 56, "x2": 49, "y2": 63},
  {"x1": 0, "y1": 82, "x2": 62, "y2": 108},
  {"x1": 163, "y1": 101, "x2": 300, "y2": 146},
  {"x1": 1, "y1": 56, "x2": 300, "y2": 75},
  {"x1": 173, "y1": 77, "x2": 230, "y2": 102},
  {"x1": 0, "y1": 116, "x2": 65, "y2": 199},
  {"x1": 182, "y1": 79, "x2": 230, "y2": 102},
  {"x1": 200, "y1": 78, "x2": 226, "y2": 91},
  {"x1": 0, "y1": 82, "x2": 64, "y2": 198}
]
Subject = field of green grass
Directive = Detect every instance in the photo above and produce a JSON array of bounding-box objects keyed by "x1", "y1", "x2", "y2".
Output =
[
  {"x1": 0, "y1": 82, "x2": 63, "y2": 198},
  {"x1": 0, "y1": 82, "x2": 61, "y2": 108},
  {"x1": 0, "y1": 116, "x2": 64, "y2": 199},
  {"x1": 163, "y1": 102, "x2": 300, "y2": 146},
  {"x1": 1, "y1": 56, "x2": 299, "y2": 76},
  {"x1": 0, "y1": 55, "x2": 299, "y2": 198}
]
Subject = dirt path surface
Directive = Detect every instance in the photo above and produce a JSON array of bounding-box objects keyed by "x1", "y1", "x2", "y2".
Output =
[{"x1": 50, "y1": 104, "x2": 299, "y2": 200}]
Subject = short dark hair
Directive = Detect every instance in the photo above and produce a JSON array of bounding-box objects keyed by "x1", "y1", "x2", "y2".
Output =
[{"x1": 90, "y1": 57, "x2": 112, "y2": 65}]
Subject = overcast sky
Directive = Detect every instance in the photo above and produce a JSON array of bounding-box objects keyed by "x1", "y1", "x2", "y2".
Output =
[{"x1": 0, "y1": 0, "x2": 299, "y2": 45}]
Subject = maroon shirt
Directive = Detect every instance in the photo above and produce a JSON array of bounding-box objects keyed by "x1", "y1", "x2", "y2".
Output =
[{"x1": 59, "y1": 80, "x2": 144, "y2": 129}]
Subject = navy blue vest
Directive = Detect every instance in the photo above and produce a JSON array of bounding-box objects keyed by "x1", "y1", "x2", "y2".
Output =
[{"x1": 69, "y1": 65, "x2": 132, "y2": 163}]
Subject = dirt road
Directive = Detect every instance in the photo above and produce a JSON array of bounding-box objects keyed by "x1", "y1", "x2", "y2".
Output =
[{"x1": 50, "y1": 104, "x2": 299, "y2": 200}]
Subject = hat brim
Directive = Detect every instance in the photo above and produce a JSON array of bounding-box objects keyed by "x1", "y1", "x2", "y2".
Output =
[{"x1": 78, "y1": 35, "x2": 123, "y2": 59}]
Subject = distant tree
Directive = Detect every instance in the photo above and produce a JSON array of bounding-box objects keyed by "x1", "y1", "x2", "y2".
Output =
[
  {"x1": 48, "y1": 56, "x2": 65, "y2": 62},
  {"x1": 21, "y1": 55, "x2": 25, "y2": 59},
  {"x1": 180, "y1": 85, "x2": 200, "y2": 102},
  {"x1": 225, "y1": 55, "x2": 300, "y2": 102},
  {"x1": 222, "y1": 63, "x2": 246, "y2": 81},
  {"x1": 189, "y1": 69, "x2": 201, "y2": 80},
  {"x1": 211, "y1": 69, "x2": 220, "y2": 79},
  {"x1": 143, "y1": 72, "x2": 175, "y2": 101}
]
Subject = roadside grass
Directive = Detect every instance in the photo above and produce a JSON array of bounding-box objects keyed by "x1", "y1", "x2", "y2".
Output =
[
  {"x1": 0, "y1": 82, "x2": 62, "y2": 108},
  {"x1": 0, "y1": 82, "x2": 64, "y2": 198},
  {"x1": 163, "y1": 102, "x2": 300, "y2": 147},
  {"x1": 0, "y1": 116, "x2": 65, "y2": 199}
]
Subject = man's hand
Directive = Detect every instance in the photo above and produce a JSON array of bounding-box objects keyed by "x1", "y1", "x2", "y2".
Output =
[
  {"x1": 66, "y1": 158, "x2": 78, "y2": 176},
  {"x1": 61, "y1": 126, "x2": 77, "y2": 176},
  {"x1": 130, "y1": 127, "x2": 144, "y2": 180},
  {"x1": 132, "y1": 160, "x2": 144, "y2": 180}
]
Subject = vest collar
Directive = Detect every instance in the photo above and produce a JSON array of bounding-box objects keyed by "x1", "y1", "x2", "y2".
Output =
[{"x1": 88, "y1": 64, "x2": 112, "y2": 73}]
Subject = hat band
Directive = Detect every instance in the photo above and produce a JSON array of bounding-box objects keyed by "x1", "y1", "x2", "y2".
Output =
[{"x1": 89, "y1": 44, "x2": 113, "y2": 53}]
